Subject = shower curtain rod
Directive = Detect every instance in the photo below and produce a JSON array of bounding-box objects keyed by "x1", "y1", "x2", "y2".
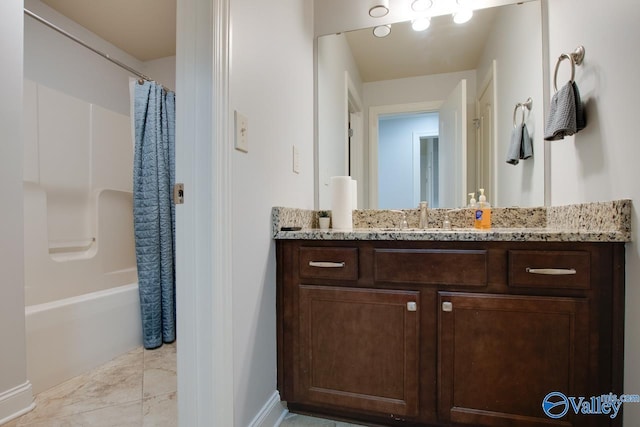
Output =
[{"x1": 24, "y1": 8, "x2": 153, "y2": 82}]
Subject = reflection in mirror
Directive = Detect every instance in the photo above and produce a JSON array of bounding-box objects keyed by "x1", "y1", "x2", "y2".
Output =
[{"x1": 316, "y1": 0, "x2": 545, "y2": 209}]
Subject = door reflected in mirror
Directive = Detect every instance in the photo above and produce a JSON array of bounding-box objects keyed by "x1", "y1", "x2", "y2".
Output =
[{"x1": 316, "y1": 0, "x2": 545, "y2": 209}]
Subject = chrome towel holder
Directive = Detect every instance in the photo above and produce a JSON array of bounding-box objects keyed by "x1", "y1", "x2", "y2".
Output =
[
  {"x1": 513, "y1": 97, "x2": 533, "y2": 128},
  {"x1": 553, "y1": 45, "x2": 585, "y2": 92}
]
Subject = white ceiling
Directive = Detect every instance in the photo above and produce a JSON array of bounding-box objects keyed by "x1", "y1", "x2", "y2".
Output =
[
  {"x1": 344, "y1": 7, "x2": 498, "y2": 82},
  {"x1": 39, "y1": 0, "x2": 514, "y2": 82},
  {"x1": 40, "y1": 0, "x2": 176, "y2": 61}
]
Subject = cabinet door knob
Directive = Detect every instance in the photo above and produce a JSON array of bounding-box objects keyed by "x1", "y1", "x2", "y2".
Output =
[
  {"x1": 308, "y1": 261, "x2": 345, "y2": 268},
  {"x1": 407, "y1": 301, "x2": 417, "y2": 311},
  {"x1": 442, "y1": 301, "x2": 453, "y2": 312},
  {"x1": 526, "y1": 267, "x2": 577, "y2": 275}
]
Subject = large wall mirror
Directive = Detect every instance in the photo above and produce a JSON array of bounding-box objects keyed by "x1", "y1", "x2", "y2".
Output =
[{"x1": 315, "y1": 0, "x2": 548, "y2": 209}]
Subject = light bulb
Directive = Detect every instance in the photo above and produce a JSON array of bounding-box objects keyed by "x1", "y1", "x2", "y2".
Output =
[
  {"x1": 372, "y1": 24, "x2": 391, "y2": 38},
  {"x1": 411, "y1": 0, "x2": 433, "y2": 12},
  {"x1": 453, "y1": 8, "x2": 473, "y2": 24},
  {"x1": 369, "y1": 0, "x2": 389, "y2": 18},
  {"x1": 411, "y1": 17, "x2": 431, "y2": 31}
]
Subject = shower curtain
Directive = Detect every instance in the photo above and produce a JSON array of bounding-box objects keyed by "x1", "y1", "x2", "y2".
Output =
[{"x1": 133, "y1": 80, "x2": 176, "y2": 349}]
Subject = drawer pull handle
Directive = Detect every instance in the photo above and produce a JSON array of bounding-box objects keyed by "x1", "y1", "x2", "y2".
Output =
[
  {"x1": 309, "y1": 261, "x2": 345, "y2": 268},
  {"x1": 526, "y1": 267, "x2": 577, "y2": 275}
]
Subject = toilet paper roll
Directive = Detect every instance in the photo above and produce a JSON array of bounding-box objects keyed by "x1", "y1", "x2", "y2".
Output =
[
  {"x1": 330, "y1": 176, "x2": 353, "y2": 230},
  {"x1": 351, "y1": 179, "x2": 357, "y2": 210}
]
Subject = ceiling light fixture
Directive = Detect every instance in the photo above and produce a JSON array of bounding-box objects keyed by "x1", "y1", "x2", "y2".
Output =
[
  {"x1": 369, "y1": 0, "x2": 390, "y2": 18},
  {"x1": 411, "y1": 17, "x2": 431, "y2": 31},
  {"x1": 453, "y1": 0, "x2": 473, "y2": 24},
  {"x1": 411, "y1": 0, "x2": 433, "y2": 12},
  {"x1": 373, "y1": 24, "x2": 391, "y2": 38}
]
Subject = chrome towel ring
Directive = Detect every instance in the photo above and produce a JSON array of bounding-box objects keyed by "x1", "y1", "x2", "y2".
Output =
[
  {"x1": 513, "y1": 97, "x2": 533, "y2": 128},
  {"x1": 553, "y1": 45, "x2": 585, "y2": 92}
]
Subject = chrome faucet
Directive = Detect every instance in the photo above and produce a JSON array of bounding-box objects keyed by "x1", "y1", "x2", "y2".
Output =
[{"x1": 391, "y1": 210, "x2": 408, "y2": 229}]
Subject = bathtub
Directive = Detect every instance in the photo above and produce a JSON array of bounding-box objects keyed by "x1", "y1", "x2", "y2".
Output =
[
  {"x1": 22, "y1": 81, "x2": 143, "y2": 394},
  {"x1": 23, "y1": 184, "x2": 142, "y2": 394},
  {"x1": 25, "y1": 283, "x2": 142, "y2": 394}
]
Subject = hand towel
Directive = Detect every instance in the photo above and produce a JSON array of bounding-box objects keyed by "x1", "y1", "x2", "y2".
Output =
[
  {"x1": 544, "y1": 81, "x2": 586, "y2": 141},
  {"x1": 573, "y1": 81, "x2": 586, "y2": 132},
  {"x1": 506, "y1": 123, "x2": 533, "y2": 165}
]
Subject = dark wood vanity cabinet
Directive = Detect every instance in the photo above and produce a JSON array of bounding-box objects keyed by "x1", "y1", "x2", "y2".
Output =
[{"x1": 276, "y1": 240, "x2": 625, "y2": 427}]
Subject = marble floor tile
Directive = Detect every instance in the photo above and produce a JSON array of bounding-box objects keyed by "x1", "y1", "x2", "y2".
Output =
[
  {"x1": 142, "y1": 392, "x2": 177, "y2": 427},
  {"x1": 280, "y1": 414, "x2": 337, "y2": 426},
  {"x1": 143, "y1": 342, "x2": 177, "y2": 398},
  {"x1": 14, "y1": 401, "x2": 142, "y2": 427},
  {"x1": 13, "y1": 348, "x2": 144, "y2": 426},
  {"x1": 280, "y1": 413, "x2": 369, "y2": 427}
]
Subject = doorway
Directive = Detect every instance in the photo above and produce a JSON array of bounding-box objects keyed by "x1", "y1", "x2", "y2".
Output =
[{"x1": 375, "y1": 111, "x2": 439, "y2": 209}]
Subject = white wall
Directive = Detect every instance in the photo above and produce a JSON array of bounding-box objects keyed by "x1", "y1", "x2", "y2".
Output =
[
  {"x1": 0, "y1": 1, "x2": 34, "y2": 423},
  {"x1": 142, "y1": 56, "x2": 177, "y2": 92},
  {"x1": 317, "y1": 33, "x2": 363, "y2": 209},
  {"x1": 476, "y1": 1, "x2": 544, "y2": 208},
  {"x1": 229, "y1": 0, "x2": 314, "y2": 425},
  {"x1": 545, "y1": 0, "x2": 640, "y2": 424},
  {"x1": 23, "y1": 0, "x2": 146, "y2": 117}
]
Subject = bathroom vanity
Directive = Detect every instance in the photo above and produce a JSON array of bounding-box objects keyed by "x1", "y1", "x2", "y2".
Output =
[{"x1": 273, "y1": 202, "x2": 630, "y2": 427}]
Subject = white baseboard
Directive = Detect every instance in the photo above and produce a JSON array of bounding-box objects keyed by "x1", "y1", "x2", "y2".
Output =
[
  {"x1": 248, "y1": 390, "x2": 288, "y2": 427},
  {"x1": 0, "y1": 381, "x2": 35, "y2": 426}
]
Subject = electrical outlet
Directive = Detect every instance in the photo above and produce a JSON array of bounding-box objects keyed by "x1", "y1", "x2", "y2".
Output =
[
  {"x1": 293, "y1": 145, "x2": 300, "y2": 174},
  {"x1": 234, "y1": 111, "x2": 248, "y2": 153}
]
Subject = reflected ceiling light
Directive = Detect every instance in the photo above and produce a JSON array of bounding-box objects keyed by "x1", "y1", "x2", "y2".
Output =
[
  {"x1": 373, "y1": 24, "x2": 391, "y2": 37},
  {"x1": 411, "y1": 0, "x2": 433, "y2": 12},
  {"x1": 369, "y1": 0, "x2": 389, "y2": 18},
  {"x1": 411, "y1": 17, "x2": 431, "y2": 31},
  {"x1": 453, "y1": 8, "x2": 473, "y2": 23},
  {"x1": 453, "y1": 0, "x2": 473, "y2": 24}
]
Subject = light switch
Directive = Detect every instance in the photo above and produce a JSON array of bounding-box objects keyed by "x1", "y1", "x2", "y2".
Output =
[
  {"x1": 293, "y1": 145, "x2": 300, "y2": 174},
  {"x1": 234, "y1": 111, "x2": 248, "y2": 153}
]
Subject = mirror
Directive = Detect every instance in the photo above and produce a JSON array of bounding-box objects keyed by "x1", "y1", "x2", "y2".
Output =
[{"x1": 316, "y1": 0, "x2": 546, "y2": 209}]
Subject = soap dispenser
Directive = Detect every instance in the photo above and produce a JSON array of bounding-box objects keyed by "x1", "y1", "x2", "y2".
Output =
[
  {"x1": 474, "y1": 188, "x2": 492, "y2": 229},
  {"x1": 468, "y1": 192, "x2": 477, "y2": 208}
]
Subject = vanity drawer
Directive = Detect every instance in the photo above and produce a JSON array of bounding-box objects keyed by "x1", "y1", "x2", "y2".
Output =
[
  {"x1": 299, "y1": 247, "x2": 358, "y2": 281},
  {"x1": 508, "y1": 250, "x2": 590, "y2": 289},
  {"x1": 373, "y1": 249, "x2": 487, "y2": 286}
]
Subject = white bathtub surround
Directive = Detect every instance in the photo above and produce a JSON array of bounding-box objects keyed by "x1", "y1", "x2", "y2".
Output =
[{"x1": 23, "y1": 80, "x2": 137, "y2": 306}]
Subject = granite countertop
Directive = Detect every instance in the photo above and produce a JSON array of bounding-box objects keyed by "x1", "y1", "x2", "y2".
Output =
[{"x1": 272, "y1": 200, "x2": 631, "y2": 243}]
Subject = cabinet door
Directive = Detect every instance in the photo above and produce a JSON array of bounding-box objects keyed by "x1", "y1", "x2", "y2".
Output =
[
  {"x1": 438, "y1": 292, "x2": 589, "y2": 427},
  {"x1": 298, "y1": 285, "x2": 420, "y2": 418}
]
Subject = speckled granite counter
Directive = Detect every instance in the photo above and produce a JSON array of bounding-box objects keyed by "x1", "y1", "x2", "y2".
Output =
[{"x1": 272, "y1": 200, "x2": 631, "y2": 242}]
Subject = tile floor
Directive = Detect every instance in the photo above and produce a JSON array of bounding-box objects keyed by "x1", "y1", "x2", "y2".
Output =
[
  {"x1": 3, "y1": 343, "x2": 368, "y2": 427},
  {"x1": 4, "y1": 342, "x2": 176, "y2": 427},
  {"x1": 280, "y1": 414, "x2": 367, "y2": 427}
]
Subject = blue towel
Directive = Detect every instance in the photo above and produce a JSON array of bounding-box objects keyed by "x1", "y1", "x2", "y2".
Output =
[{"x1": 506, "y1": 123, "x2": 533, "y2": 165}]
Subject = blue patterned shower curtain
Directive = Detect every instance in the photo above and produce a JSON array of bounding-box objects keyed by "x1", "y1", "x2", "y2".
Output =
[{"x1": 133, "y1": 81, "x2": 176, "y2": 349}]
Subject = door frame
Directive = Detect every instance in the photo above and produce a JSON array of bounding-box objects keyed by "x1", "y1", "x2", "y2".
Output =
[
  {"x1": 368, "y1": 101, "x2": 442, "y2": 209},
  {"x1": 175, "y1": 0, "x2": 234, "y2": 425},
  {"x1": 476, "y1": 60, "x2": 498, "y2": 206},
  {"x1": 412, "y1": 132, "x2": 439, "y2": 207},
  {"x1": 346, "y1": 71, "x2": 364, "y2": 208}
]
